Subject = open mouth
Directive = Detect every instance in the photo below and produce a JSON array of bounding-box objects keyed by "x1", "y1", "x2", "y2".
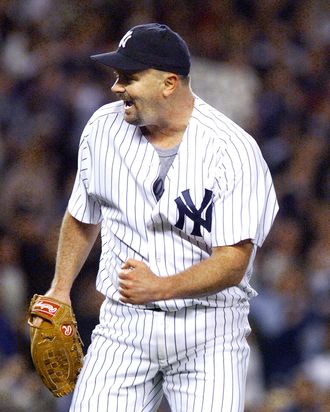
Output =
[{"x1": 124, "y1": 100, "x2": 134, "y2": 109}]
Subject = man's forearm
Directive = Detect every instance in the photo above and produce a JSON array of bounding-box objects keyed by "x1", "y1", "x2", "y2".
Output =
[
  {"x1": 119, "y1": 241, "x2": 253, "y2": 304},
  {"x1": 49, "y1": 211, "x2": 100, "y2": 299},
  {"x1": 161, "y1": 241, "x2": 253, "y2": 300}
]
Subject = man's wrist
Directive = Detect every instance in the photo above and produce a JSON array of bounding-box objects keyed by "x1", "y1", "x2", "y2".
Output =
[
  {"x1": 158, "y1": 276, "x2": 175, "y2": 301},
  {"x1": 45, "y1": 284, "x2": 72, "y2": 305}
]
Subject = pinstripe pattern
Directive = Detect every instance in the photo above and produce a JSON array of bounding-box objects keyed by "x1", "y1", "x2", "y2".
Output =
[
  {"x1": 68, "y1": 96, "x2": 278, "y2": 311},
  {"x1": 70, "y1": 298, "x2": 251, "y2": 412},
  {"x1": 68, "y1": 95, "x2": 278, "y2": 411}
]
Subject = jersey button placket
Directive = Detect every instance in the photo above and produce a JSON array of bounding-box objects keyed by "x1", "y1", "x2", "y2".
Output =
[
  {"x1": 155, "y1": 311, "x2": 167, "y2": 368},
  {"x1": 146, "y1": 156, "x2": 162, "y2": 271}
]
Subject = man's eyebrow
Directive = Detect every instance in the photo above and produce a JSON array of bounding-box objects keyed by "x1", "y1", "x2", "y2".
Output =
[
  {"x1": 114, "y1": 69, "x2": 144, "y2": 76},
  {"x1": 113, "y1": 70, "x2": 135, "y2": 78}
]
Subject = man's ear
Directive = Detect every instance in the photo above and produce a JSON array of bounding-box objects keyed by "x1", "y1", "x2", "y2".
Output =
[{"x1": 163, "y1": 74, "x2": 179, "y2": 97}]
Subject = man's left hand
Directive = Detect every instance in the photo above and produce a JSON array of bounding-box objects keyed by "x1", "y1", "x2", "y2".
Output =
[{"x1": 118, "y1": 259, "x2": 165, "y2": 304}]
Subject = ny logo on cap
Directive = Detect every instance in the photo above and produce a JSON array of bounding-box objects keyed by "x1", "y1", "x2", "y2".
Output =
[{"x1": 119, "y1": 30, "x2": 133, "y2": 48}]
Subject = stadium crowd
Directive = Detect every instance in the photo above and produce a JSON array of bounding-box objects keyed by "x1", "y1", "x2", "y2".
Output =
[{"x1": 0, "y1": 1, "x2": 329, "y2": 411}]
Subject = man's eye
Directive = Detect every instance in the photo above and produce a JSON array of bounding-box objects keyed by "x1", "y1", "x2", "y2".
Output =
[
  {"x1": 120, "y1": 75, "x2": 131, "y2": 83},
  {"x1": 114, "y1": 71, "x2": 136, "y2": 84}
]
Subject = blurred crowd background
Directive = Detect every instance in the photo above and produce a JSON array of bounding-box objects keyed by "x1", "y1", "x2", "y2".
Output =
[{"x1": 0, "y1": 0, "x2": 329, "y2": 411}]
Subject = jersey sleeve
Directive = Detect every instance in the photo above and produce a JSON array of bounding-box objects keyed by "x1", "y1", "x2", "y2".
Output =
[
  {"x1": 211, "y1": 136, "x2": 278, "y2": 247},
  {"x1": 67, "y1": 122, "x2": 102, "y2": 224}
]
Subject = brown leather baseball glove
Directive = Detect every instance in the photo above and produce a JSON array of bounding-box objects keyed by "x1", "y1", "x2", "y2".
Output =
[{"x1": 28, "y1": 294, "x2": 84, "y2": 397}]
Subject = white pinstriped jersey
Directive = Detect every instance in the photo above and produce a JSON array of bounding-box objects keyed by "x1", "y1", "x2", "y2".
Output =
[{"x1": 68, "y1": 96, "x2": 278, "y2": 311}]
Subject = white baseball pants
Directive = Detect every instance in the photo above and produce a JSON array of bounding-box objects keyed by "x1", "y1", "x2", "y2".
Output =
[{"x1": 70, "y1": 298, "x2": 251, "y2": 412}]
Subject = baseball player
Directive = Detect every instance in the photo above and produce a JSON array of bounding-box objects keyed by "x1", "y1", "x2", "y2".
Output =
[{"x1": 41, "y1": 23, "x2": 278, "y2": 411}]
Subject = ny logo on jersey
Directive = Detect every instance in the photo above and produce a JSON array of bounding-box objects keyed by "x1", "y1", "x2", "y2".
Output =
[
  {"x1": 174, "y1": 189, "x2": 213, "y2": 237},
  {"x1": 119, "y1": 30, "x2": 133, "y2": 48}
]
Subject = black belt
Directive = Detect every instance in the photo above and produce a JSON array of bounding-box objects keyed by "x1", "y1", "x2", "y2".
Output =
[{"x1": 148, "y1": 307, "x2": 163, "y2": 312}]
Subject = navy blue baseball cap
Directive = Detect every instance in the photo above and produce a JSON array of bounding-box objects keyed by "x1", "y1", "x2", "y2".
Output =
[{"x1": 91, "y1": 23, "x2": 191, "y2": 76}]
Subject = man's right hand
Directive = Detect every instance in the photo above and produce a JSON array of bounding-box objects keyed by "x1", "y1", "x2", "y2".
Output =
[{"x1": 30, "y1": 289, "x2": 71, "y2": 327}]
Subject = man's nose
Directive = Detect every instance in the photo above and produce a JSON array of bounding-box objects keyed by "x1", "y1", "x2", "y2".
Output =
[{"x1": 111, "y1": 79, "x2": 125, "y2": 93}]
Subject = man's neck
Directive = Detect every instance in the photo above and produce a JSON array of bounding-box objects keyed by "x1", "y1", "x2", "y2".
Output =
[{"x1": 142, "y1": 93, "x2": 195, "y2": 149}]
